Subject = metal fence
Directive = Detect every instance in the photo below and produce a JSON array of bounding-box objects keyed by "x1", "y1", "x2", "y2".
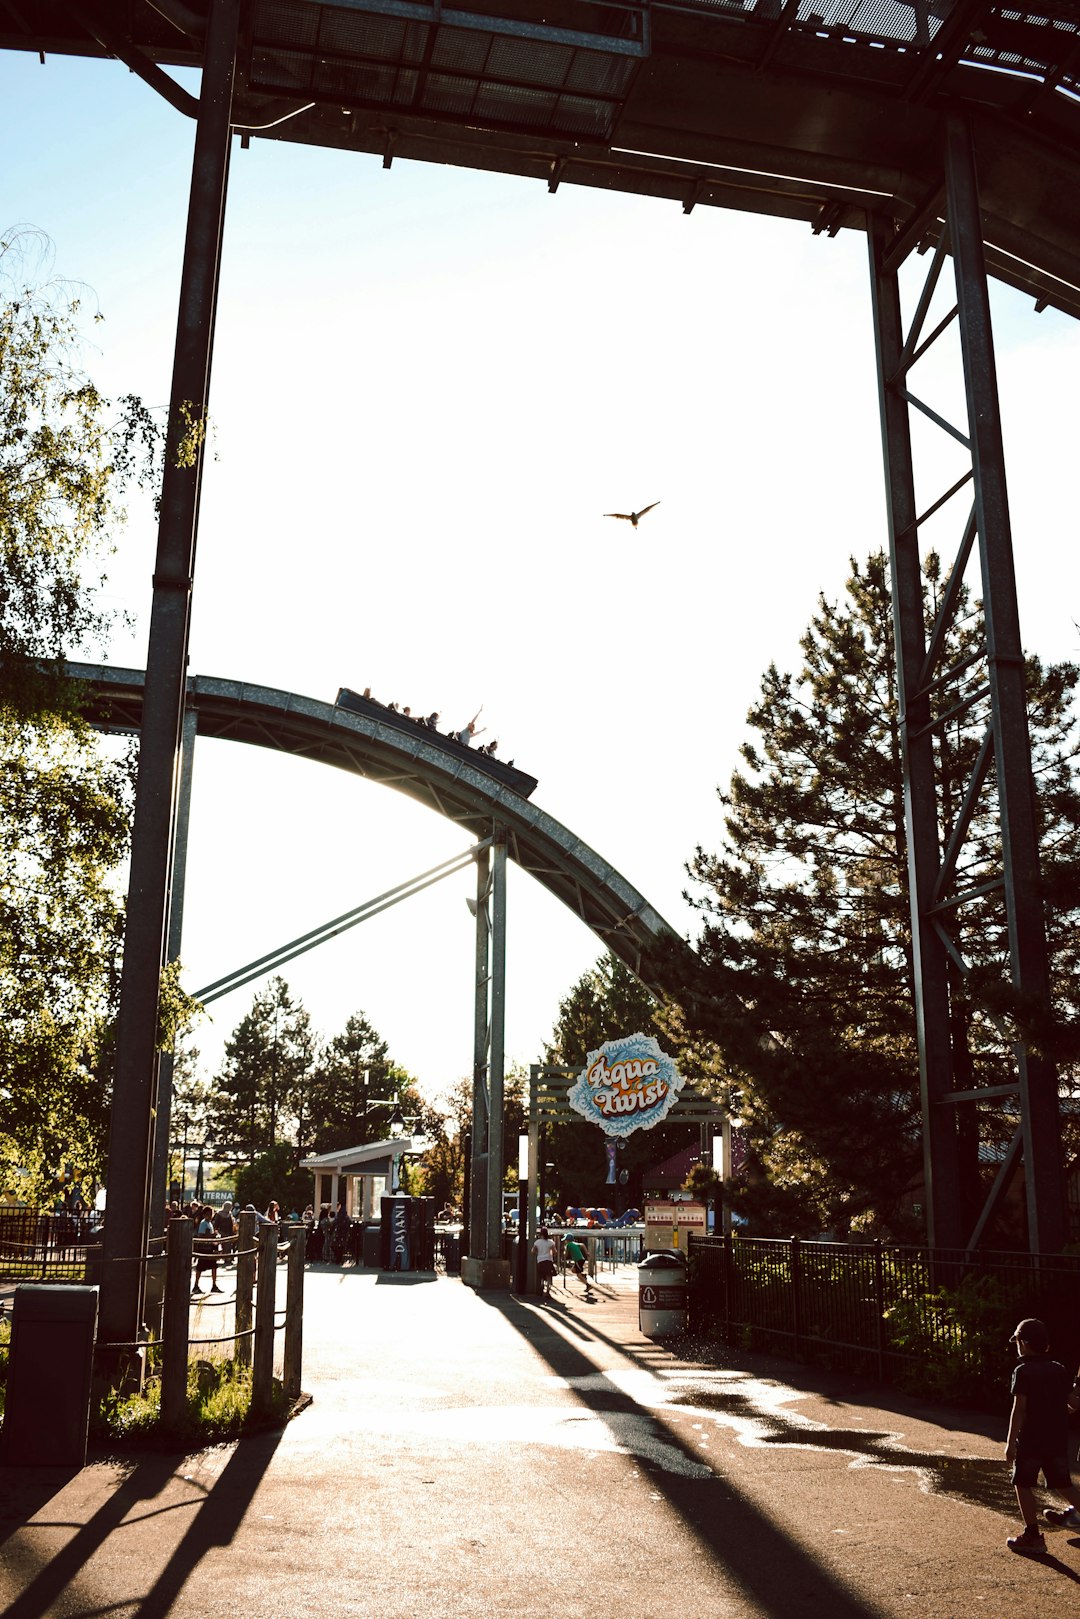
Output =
[
  {"x1": 0, "y1": 1209, "x2": 101, "y2": 1281},
  {"x1": 689, "y1": 1234, "x2": 1080, "y2": 1408}
]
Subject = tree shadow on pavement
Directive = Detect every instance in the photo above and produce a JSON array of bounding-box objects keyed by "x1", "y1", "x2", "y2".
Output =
[
  {"x1": 0, "y1": 1428, "x2": 282, "y2": 1619},
  {"x1": 474, "y1": 1291, "x2": 888, "y2": 1619}
]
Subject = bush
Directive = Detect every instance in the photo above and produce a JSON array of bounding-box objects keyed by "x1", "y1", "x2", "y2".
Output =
[{"x1": 883, "y1": 1271, "x2": 1012, "y2": 1406}]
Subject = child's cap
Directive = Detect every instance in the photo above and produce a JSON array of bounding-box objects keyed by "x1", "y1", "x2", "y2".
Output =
[{"x1": 1010, "y1": 1318, "x2": 1049, "y2": 1352}]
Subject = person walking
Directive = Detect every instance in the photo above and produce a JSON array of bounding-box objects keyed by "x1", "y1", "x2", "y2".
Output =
[
  {"x1": 192, "y1": 1204, "x2": 222, "y2": 1295},
  {"x1": 213, "y1": 1199, "x2": 237, "y2": 1266},
  {"x1": 532, "y1": 1226, "x2": 556, "y2": 1298},
  {"x1": 1004, "y1": 1317, "x2": 1080, "y2": 1556}
]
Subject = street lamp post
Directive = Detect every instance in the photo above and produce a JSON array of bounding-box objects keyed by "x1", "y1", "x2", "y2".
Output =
[{"x1": 388, "y1": 1105, "x2": 407, "y2": 1192}]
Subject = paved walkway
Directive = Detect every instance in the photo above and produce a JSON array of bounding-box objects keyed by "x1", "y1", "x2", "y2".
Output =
[{"x1": 2, "y1": 1263, "x2": 1079, "y2": 1618}]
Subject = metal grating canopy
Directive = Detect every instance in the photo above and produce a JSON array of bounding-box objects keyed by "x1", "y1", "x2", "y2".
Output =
[
  {"x1": 6, "y1": 2, "x2": 1080, "y2": 314},
  {"x1": 249, "y1": 0, "x2": 642, "y2": 139}
]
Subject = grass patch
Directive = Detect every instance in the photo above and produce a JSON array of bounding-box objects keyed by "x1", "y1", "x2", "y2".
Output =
[{"x1": 90, "y1": 1358, "x2": 292, "y2": 1449}]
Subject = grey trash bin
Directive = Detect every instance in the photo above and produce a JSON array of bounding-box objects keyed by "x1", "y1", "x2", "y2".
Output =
[
  {"x1": 638, "y1": 1250, "x2": 688, "y2": 1338},
  {"x1": 0, "y1": 1284, "x2": 99, "y2": 1466},
  {"x1": 361, "y1": 1223, "x2": 382, "y2": 1268}
]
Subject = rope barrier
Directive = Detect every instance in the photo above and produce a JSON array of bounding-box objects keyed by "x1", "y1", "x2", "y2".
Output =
[{"x1": 189, "y1": 1326, "x2": 256, "y2": 1347}]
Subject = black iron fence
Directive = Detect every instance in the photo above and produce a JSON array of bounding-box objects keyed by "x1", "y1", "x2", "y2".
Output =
[
  {"x1": 689, "y1": 1233, "x2": 1080, "y2": 1409},
  {"x1": 0, "y1": 1209, "x2": 101, "y2": 1281}
]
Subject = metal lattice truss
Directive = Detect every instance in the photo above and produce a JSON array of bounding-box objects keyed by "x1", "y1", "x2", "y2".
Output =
[
  {"x1": 71, "y1": 663, "x2": 685, "y2": 993},
  {"x1": 867, "y1": 114, "x2": 1066, "y2": 1254}
]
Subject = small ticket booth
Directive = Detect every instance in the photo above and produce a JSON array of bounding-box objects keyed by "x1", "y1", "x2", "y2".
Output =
[{"x1": 300, "y1": 1135, "x2": 426, "y2": 1221}]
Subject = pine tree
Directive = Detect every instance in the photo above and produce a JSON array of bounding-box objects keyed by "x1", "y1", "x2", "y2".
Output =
[
  {"x1": 206, "y1": 978, "x2": 315, "y2": 1165},
  {"x1": 685, "y1": 550, "x2": 1080, "y2": 1236},
  {"x1": 304, "y1": 1012, "x2": 393, "y2": 1155}
]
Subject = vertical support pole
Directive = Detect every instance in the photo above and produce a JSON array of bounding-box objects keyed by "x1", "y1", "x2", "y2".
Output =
[
  {"x1": 469, "y1": 843, "x2": 491, "y2": 1259},
  {"x1": 944, "y1": 115, "x2": 1065, "y2": 1254},
  {"x1": 873, "y1": 1240, "x2": 886, "y2": 1384},
  {"x1": 149, "y1": 706, "x2": 199, "y2": 1249},
  {"x1": 235, "y1": 1209, "x2": 256, "y2": 1368},
  {"x1": 486, "y1": 835, "x2": 507, "y2": 1261},
  {"x1": 100, "y1": 0, "x2": 240, "y2": 1361},
  {"x1": 790, "y1": 1235, "x2": 802, "y2": 1356},
  {"x1": 161, "y1": 1216, "x2": 191, "y2": 1431},
  {"x1": 283, "y1": 1225, "x2": 304, "y2": 1401},
  {"x1": 252, "y1": 1224, "x2": 277, "y2": 1415},
  {"x1": 867, "y1": 212, "x2": 963, "y2": 1250},
  {"x1": 722, "y1": 1230, "x2": 733, "y2": 1340},
  {"x1": 527, "y1": 1065, "x2": 540, "y2": 1255}
]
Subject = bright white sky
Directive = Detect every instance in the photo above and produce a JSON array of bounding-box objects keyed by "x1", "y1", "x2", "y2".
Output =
[{"x1": 4, "y1": 48, "x2": 1079, "y2": 1108}]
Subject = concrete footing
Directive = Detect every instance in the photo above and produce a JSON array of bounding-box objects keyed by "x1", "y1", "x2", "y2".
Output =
[{"x1": 461, "y1": 1257, "x2": 512, "y2": 1291}]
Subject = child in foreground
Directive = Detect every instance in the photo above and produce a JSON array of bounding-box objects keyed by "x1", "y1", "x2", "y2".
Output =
[{"x1": 1005, "y1": 1317, "x2": 1080, "y2": 1556}]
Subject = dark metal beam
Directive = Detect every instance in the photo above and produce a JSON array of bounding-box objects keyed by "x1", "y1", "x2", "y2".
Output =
[
  {"x1": 99, "y1": 0, "x2": 240, "y2": 1362},
  {"x1": 60, "y1": 2, "x2": 198, "y2": 116},
  {"x1": 944, "y1": 113, "x2": 1066, "y2": 1253},
  {"x1": 867, "y1": 212, "x2": 963, "y2": 1250}
]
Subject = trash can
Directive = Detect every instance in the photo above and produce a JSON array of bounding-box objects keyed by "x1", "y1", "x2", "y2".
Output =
[
  {"x1": 0, "y1": 1284, "x2": 99, "y2": 1466},
  {"x1": 638, "y1": 1250, "x2": 687, "y2": 1338},
  {"x1": 442, "y1": 1233, "x2": 462, "y2": 1274},
  {"x1": 361, "y1": 1223, "x2": 382, "y2": 1268}
]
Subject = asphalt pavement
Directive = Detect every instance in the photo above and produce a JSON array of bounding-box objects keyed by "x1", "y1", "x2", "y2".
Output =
[{"x1": 2, "y1": 1260, "x2": 1080, "y2": 1618}]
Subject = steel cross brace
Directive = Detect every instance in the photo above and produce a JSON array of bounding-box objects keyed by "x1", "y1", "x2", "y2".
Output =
[{"x1": 867, "y1": 113, "x2": 1066, "y2": 1254}]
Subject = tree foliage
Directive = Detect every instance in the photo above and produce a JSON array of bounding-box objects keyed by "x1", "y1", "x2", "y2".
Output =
[
  {"x1": 1, "y1": 230, "x2": 160, "y2": 719},
  {"x1": 303, "y1": 1011, "x2": 394, "y2": 1155},
  {"x1": 0, "y1": 232, "x2": 164, "y2": 1202},
  {"x1": 205, "y1": 978, "x2": 317, "y2": 1166},
  {"x1": 684, "y1": 550, "x2": 1080, "y2": 1238}
]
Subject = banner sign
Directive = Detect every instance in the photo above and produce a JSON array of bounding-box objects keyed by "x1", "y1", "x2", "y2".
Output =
[
  {"x1": 389, "y1": 1196, "x2": 410, "y2": 1271},
  {"x1": 567, "y1": 1033, "x2": 685, "y2": 1138}
]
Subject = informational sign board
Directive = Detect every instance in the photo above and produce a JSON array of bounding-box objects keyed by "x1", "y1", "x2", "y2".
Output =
[
  {"x1": 566, "y1": 1033, "x2": 685, "y2": 1137},
  {"x1": 644, "y1": 1199, "x2": 707, "y2": 1252}
]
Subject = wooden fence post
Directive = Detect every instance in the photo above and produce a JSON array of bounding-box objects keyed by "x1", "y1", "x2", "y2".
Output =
[
  {"x1": 252, "y1": 1224, "x2": 278, "y2": 1416},
  {"x1": 161, "y1": 1217, "x2": 191, "y2": 1431},
  {"x1": 283, "y1": 1225, "x2": 305, "y2": 1402},
  {"x1": 235, "y1": 1209, "x2": 256, "y2": 1369}
]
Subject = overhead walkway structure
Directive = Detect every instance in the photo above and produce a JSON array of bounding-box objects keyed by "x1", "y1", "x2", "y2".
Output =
[{"x1": 10, "y1": 2, "x2": 1080, "y2": 315}]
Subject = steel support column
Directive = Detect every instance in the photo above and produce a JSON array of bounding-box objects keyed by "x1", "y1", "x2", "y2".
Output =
[
  {"x1": 867, "y1": 216, "x2": 963, "y2": 1250},
  {"x1": 486, "y1": 835, "x2": 507, "y2": 1260},
  {"x1": 866, "y1": 114, "x2": 1065, "y2": 1253},
  {"x1": 149, "y1": 705, "x2": 199, "y2": 1243},
  {"x1": 100, "y1": 0, "x2": 239, "y2": 1357},
  {"x1": 944, "y1": 115, "x2": 1065, "y2": 1253},
  {"x1": 467, "y1": 832, "x2": 507, "y2": 1261},
  {"x1": 469, "y1": 843, "x2": 491, "y2": 1257}
]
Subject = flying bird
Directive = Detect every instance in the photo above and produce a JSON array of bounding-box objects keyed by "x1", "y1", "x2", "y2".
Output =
[{"x1": 603, "y1": 500, "x2": 661, "y2": 528}]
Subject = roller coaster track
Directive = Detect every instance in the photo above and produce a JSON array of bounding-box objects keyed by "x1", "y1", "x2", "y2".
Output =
[{"x1": 71, "y1": 662, "x2": 687, "y2": 994}]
